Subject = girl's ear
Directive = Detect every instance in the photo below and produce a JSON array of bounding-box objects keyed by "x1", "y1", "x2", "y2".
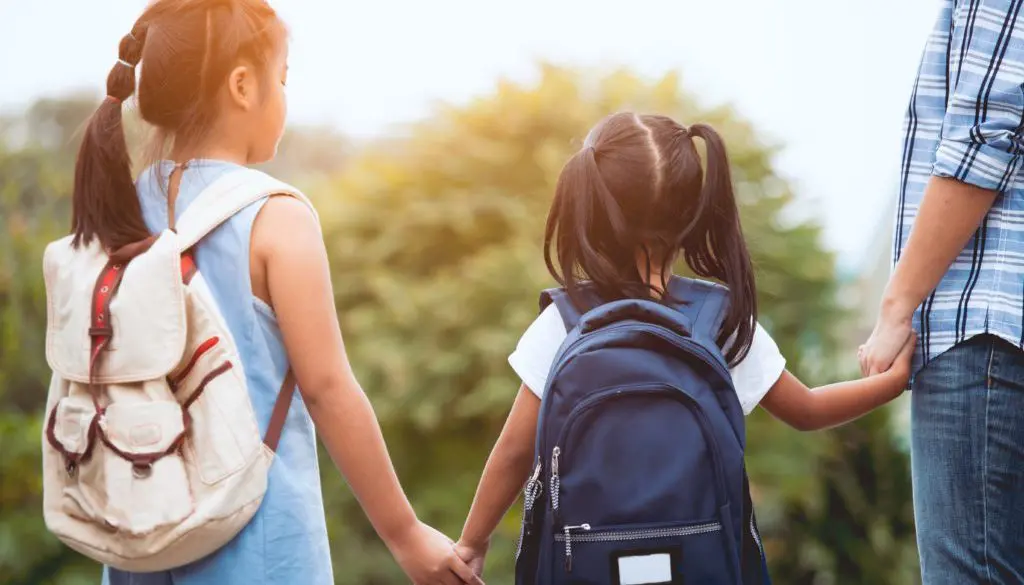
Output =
[{"x1": 227, "y1": 65, "x2": 255, "y2": 111}]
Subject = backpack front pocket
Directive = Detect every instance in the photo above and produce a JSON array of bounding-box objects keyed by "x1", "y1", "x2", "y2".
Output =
[
  {"x1": 95, "y1": 399, "x2": 194, "y2": 535},
  {"x1": 552, "y1": 520, "x2": 732, "y2": 585},
  {"x1": 47, "y1": 384, "x2": 195, "y2": 536}
]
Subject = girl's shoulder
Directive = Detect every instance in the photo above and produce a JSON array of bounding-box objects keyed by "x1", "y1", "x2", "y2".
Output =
[{"x1": 508, "y1": 303, "x2": 567, "y2": 397}]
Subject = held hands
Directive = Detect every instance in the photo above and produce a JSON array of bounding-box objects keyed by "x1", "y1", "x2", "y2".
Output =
[
  {"x1": 453, "y1": 538, "x2": 489, "y2": 580},
  {"x1": 859, "y1": 327, "x2": 917, "y2": 395},
  {"x1": 859, "y1": 300, "x2": 915, "y2": 377},
  {"x1": 390, "y1": 521, "x2": 484, "y2": 585}
]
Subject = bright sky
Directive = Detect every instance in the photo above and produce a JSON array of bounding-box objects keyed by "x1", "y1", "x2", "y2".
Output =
[{"x1": 0, "y1": 0, "x2": 938, "y2": 270}]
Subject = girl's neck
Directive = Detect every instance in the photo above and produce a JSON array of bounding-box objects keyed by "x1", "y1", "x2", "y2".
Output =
[
  {"x1": 636, "y1": 251, "x2": 673, "y2": 297},
  {"x1": 168, "y1": 141, "x2": 249, "y2": 168}
]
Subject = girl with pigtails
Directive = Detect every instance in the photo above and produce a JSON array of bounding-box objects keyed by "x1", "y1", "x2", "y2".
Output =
[
  {"x1": 66, "y1": 2, "x2": 479, "y2": 584},
  {"x1": 452, "y1": 113, "x2": 916, "y2": 579}
]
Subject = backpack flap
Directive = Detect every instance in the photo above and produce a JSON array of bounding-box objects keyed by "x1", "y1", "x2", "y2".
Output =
[{"x1": 44, "y1": 230, "x2": 187, "y2": 384}]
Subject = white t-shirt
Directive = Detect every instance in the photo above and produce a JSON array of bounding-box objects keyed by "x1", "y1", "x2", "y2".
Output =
[{"x1": 509, "y1": 304, "x2": 787, "y2": 415}]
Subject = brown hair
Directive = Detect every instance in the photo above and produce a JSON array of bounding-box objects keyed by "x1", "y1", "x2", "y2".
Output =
[
  {"x1": 71, "y1": 0, "x2": 285, "y2": 251},
  {"x1": 544, "y1": 112, "x2": 757, "y2": 365}
]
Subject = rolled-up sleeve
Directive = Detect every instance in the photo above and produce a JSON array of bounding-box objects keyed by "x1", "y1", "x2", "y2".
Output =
[{"x1": 934, "y1": 0, "x2": 1024, "y2": 192}]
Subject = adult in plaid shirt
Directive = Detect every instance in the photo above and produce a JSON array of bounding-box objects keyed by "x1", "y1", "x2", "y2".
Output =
[{"x1": 860, "y1": 0, "x2": 1024, "y2": 582}]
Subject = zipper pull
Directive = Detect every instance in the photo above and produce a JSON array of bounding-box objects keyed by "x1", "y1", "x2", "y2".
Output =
[
  {"x1": 563, "y1": 523, "x2": 591, "y2": 573},
  {"x1": 550, "y1": 447, "x2": 561, "y2": 512},
  {"x1": 524, "y1": 456, "x2": 541, "y2": 504},
  {"x1": 550, "y1": 447, "x2": 562, "y2": 526},
  {"x1": 524, "y1": 457, "x2": 543, "y2": 531},
  {"x1": 528, "y1": 455, "x2": 542, "y2": 484}
]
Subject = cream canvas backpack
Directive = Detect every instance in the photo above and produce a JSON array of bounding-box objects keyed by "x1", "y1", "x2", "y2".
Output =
[{"x1": 41, "y1": 168, "x2": 316, "y2": 572}]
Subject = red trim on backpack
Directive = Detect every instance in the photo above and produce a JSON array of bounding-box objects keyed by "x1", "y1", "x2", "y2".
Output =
[
  {"x1": 169, "y1": 337, "x2": 220, "y2": 389},
  {"x1": 88, "y1": 261, "x2": 127, "y2": 398},
  {"x1": 181, "y1": 252, "x2": 198, "y2": 285},
  {"x1": 182, "y1": 361, "x2": 233, "y2": 410}
]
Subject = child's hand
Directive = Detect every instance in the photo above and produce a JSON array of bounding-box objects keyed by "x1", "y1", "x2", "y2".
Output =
[
  {"x1": 453, "y1": 539, "x2": 489, "y2": 580},
  {"x1": 390, "y1": 521, "x2": 483, "y2": 585},
  {"x1": 881, "y1": 331, "x2": 917, "y2": 392}
]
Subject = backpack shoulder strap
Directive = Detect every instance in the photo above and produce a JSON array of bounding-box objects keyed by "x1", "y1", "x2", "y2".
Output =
[
  {"x1": 541, "y1": 279, "x2": 725, "y2": 336},
  {"x1": 668, "y1": 277, "x2": 729, "y2": 344},
  {"x1": 175, "y1": 168, "x2": 314, "y2": 452},
  {"x1": 264, "y1": 369, "x2": 296, "y2": 452},
  {"x1": 539, "y1": 288, "x2": 583, "y2": 332},
  {"x1": 175, "y1": 168, "x2": 319, "y2": 251},
  {"x1": 539, "y1": 285, "x2": 608, "y2": 332}
]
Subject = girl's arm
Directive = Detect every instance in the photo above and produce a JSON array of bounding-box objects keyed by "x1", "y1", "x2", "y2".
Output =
[
  {"x1": 455, "y1": 385, "x2": 541, "y2": 575},
  {"x1": 760, "y1": 333, "x2": 916, "y2": 431},
  {"x1": 253, "y1": 197, "x2": 478, "y2": 585}
]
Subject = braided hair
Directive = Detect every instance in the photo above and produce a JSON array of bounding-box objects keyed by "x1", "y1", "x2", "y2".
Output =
[{"x1": 72, "y1": 0, "x2": 285, "y2": 251}]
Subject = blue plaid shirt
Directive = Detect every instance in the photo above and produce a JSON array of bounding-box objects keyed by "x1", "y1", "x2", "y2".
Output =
[{"x1": 896, "y1": 0, "x2": 1024, "y2": 373}]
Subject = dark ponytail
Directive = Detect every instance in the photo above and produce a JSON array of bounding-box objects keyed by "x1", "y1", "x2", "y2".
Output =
[
  {"x1": 71, "y1": 23, "x2": 151, "y2": 251},
  {"x1": 544, "y1": 144, "x2": 643, "y2": 310},
  {"x1": 682, "y1": 123, "x2": 757, "y2": 364},
  {"x1": 544, "y1": 113, "x2": 757, "y2": 366}
]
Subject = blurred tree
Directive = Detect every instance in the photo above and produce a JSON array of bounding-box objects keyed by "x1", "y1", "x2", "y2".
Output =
[{"x1": 0, "y1": 98, "x2": 97, "y2": 583}]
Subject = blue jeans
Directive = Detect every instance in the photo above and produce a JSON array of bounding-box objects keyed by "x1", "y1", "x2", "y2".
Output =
[{"x1": 912, "y1": 334, "x2": 1024, "y2": 584}]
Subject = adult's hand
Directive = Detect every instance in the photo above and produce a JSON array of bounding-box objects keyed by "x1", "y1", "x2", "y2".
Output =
[
  {"x1": 858, "y1": 176, "x2": 997, "y2": 377},
  {"x1": 859, "y1": 299, "x2": 914, "y2": 377}
]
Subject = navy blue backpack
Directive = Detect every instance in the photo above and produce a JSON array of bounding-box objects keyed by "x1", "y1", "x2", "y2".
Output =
[{"x1": 514, "y1": 277, "x2": 770, "y2": 585}]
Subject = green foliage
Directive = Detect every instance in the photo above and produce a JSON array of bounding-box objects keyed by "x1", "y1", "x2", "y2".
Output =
[
  {"x1": 0, "y1": 67, "x2": 916, "y2": 584},
  {"x1": 0, "y1": 96, "x2": 101, "y2": 584}
]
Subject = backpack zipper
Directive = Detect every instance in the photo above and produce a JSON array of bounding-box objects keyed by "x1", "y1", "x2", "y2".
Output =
[
  {"x1": 562, "y1": 523, "x2": 591, "y2": 572},
  {"x1": 557, "y1": 522, "x2": 722, "y2": 573},
  {"x1": 525, "y1": 456, "x2": 543, "y2": 527},
  {"x1": 751, "y1": 516, "x2": 766, "y2": 564},
  {"x1": 550, "y1": 446, "x2": 561, "y2": 526},
  {"x1": 515, "y1": 457, "x2": 545, "y2": 561},
  {"x1": 556, "y1": 522, "x2": 723, "y2": 543},
  {"x1": 524, "y1": 457, "x2": 544, "y2": 532}
]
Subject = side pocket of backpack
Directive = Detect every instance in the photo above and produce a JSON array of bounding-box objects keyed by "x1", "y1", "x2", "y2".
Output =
[
  {"x1": 515, "y1": 458, "x2": 544, "y2": 584},
  {"x1": 179, "y1": 283, "x2": 263, "y2": 487}
]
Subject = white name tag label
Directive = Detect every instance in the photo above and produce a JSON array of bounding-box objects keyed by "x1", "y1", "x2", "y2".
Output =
[{"x1": 616, "y1": 552, "x2": 674, "y2": 585}]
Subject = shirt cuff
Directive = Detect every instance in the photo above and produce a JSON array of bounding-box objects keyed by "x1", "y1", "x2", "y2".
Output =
[
  {"x1": 933, "y1": 136, "x2": 1017, "y2": 192},
  {"x1": 740, "y1": 354, "x2": 786, "y2": 416}
]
